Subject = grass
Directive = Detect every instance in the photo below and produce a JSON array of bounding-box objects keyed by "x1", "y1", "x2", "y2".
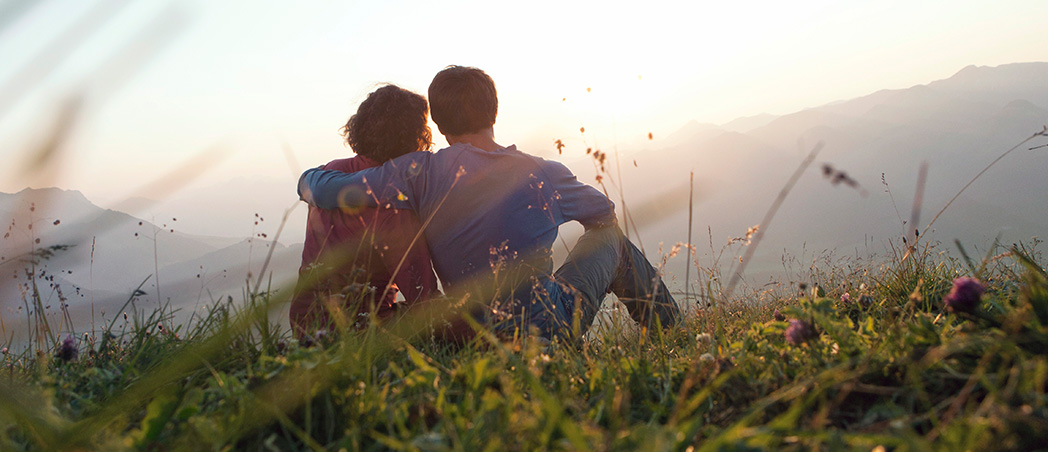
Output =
[{"x1": 0, "y1": 236, "x2": 1046, "y2": 450}]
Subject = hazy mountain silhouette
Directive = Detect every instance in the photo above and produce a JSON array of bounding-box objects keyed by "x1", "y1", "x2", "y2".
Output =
[
  {"x1": 565, "y1": 62, "x2": 1048, "y2": 293},
  {"x1": 0, "y1": 187, "x2": 302, "y2": 341}
]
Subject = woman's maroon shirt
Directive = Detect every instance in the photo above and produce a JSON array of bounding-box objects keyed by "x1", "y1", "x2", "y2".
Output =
[{"x1": 289, "y1": 155, "x2": 438, "y2": 336}]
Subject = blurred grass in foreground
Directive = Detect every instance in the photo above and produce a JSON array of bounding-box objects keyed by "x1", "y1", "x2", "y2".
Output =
[{"x1": 0, "y1": 236, "x2": 1046, "y2": 450}]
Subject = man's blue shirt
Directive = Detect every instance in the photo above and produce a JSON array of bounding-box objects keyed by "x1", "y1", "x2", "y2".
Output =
[{"x1": 299, "y1": 143, "x2": 616, "y2": 302}]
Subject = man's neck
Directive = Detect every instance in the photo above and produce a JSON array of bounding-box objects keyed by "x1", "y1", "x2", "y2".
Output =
[{"x1": 444, "y1": 128, "x2": 502, "y2": 152}]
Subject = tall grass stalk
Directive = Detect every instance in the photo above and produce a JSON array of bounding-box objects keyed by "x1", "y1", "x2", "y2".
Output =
[
  {"x1": 723, "y1": 141, "x2": 824, "y2": 300},
  {"x1": 922, "y1": 128, "x2": 1047, "y2": 236}
]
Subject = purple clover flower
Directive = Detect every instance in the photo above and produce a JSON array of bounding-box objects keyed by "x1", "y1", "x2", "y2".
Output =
[
  {"x1": 943, "y1": 277, "x2": 985, "y2": 314},
  {"x1": 840, "y1": 292, "x2": 851, "y2": 303},
  {"x1": 785, "y1": 319, "x2": 816, "y2": 345},
  {"x1": 773, "y1": 309, "x2": 786, "y2": 321},
  {"x1": 56, "y1": 335, "x2": 78, "y2": 362}
]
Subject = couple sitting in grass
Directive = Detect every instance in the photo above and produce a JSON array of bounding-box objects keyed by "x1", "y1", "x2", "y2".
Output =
[{"x1": 293, "y1": 65, "x2": 681, "y2": 341}]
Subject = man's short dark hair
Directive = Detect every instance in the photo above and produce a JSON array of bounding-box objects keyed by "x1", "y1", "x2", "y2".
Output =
[
  {"x1": 342, "y1": 84, "x2": 432, "y2": 162},
  {"x1": 428, "y1": 65, "x2": 498, "y2": 136}
]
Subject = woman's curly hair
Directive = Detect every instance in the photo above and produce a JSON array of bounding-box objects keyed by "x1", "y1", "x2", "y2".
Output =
[{"x1": 342, "y1": 85, "x2": 432, "y2": 162}]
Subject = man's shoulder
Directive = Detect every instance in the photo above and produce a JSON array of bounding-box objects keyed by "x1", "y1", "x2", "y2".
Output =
[
  {"x1": 509, "y1": 147, "x2": 572, "y2": 174},
  {"x1": 506, "y1": 145, "x2": 564, "y2": 165},
  {"x1": 428, "y1": 143, "x2": 568, "y2": 175}
]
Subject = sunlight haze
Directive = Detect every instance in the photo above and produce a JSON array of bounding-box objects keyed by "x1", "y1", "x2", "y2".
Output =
[{"x1": 0, "y1": 0, "x2": 1045, "y2": 240}]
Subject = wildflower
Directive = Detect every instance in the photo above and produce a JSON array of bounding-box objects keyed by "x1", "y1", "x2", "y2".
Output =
[
  {"x1": 698, "y1": 353, "x2": 715, "y2": 368},
  {"x1": 773, "y1": 309, "x2": 785, "y2": 321},
  {"x1": 785, "y1": 319, "x2": 816, "y2": 345},
  {"x1": 300, "y1": 334, "x2": 315, "y2": 348},
  {"x1": 744, "y1": 225, "x2": 759, "y2": 244},
  {"x1": 944, "y1": 277, "x2": 985, "y2": 314},
  {"x1": 840, "y1": 292, "x2": 851, "y2": 303},
  {"x1": 56, "y1": 335, "x2": 78, "y2": 362}
]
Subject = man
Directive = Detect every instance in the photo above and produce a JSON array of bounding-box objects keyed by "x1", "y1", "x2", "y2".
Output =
[{"x1": 299, "y1": 66, "x2": 680, "y2": 339}]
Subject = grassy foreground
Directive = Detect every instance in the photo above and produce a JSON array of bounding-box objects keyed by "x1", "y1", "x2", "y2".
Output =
[{"x1": 1, "y1": 241, "x2": 1047, "y2": 451}]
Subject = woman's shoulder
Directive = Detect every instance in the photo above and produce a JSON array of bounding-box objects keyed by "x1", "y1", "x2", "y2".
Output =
[{"x1": 323, "y1": 155, "x2": 380, "y2": 172}]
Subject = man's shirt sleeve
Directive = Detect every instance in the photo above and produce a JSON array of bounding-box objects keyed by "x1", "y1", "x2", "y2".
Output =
[
  {"x1": 299, "y1": 154, "x2": 422, "y2": 211},
  {"x1": 545, "y1": 160, "x2": 617, "y2": 228}
]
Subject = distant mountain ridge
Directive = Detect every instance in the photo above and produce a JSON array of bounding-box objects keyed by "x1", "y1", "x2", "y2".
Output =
[
  {"x1": 566, "y1": 62, "x2": 1048, "y2": 289},
  {"x1": 0, "y1": 187, "x2": 301, "y2": 341}
]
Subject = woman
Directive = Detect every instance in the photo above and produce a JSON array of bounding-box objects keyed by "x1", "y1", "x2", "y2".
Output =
[{"x1": 290, "y1": 85, "x2": 438, "y2": 338}]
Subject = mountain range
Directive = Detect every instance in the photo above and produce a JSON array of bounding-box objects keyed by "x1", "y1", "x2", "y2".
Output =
[{"x1": 572, "y1": 62, "x2": 1048, "y2": 292}]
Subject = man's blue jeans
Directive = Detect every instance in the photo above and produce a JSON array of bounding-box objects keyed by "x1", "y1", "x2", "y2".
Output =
[{"x1": 497, "y1": 225, "x2": 682, "y2": 340}]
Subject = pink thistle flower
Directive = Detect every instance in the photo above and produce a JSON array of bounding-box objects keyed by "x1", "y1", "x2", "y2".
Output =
[
  {"x1": 944, "y1": 277, "x2": 985, "y2": 314},
  {"x1": 56, "y1": 335, "x2": 78, "y2": 362},
  {"x1": 785, "y1": 319, "x2": 816, "y2": 345}
]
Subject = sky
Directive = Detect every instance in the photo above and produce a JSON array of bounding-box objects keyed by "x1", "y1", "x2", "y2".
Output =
[{"x1": 0, "y1": 0, "x2": 1046, "y2": 238}]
